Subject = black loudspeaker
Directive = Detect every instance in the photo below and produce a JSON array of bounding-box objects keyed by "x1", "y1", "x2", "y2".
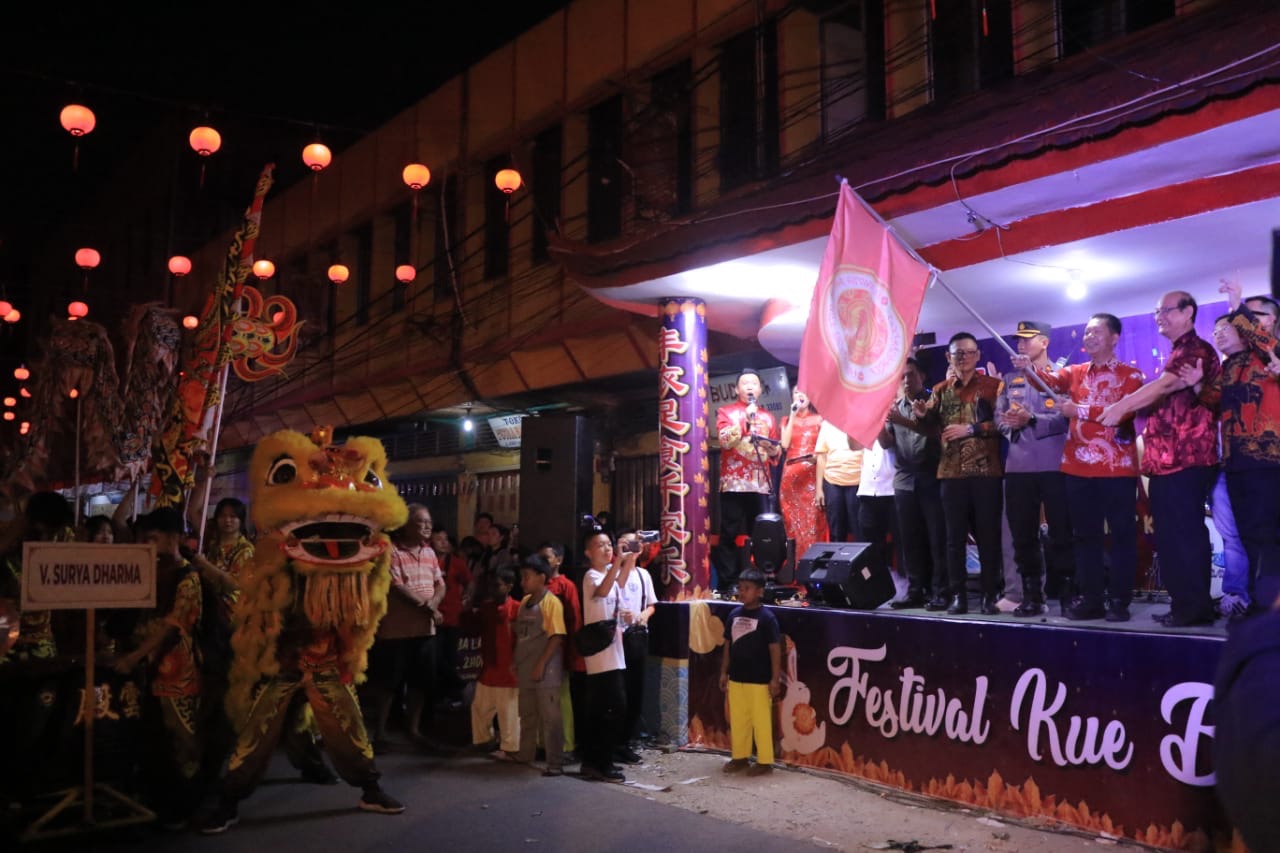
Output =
[
  {"x1": 796, "y1": 542, "x2": 894, "y2": 609},
  {"x1": 519, "y1": 415, "x2": 593, "y2": 574},
  {"x1": 750, "y1": 512, "x2": 791, "y2": 581}
]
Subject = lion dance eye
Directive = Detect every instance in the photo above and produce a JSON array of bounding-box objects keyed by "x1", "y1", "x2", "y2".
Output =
[
  {"x1": 267, "y1": 457, "x2": 297, "y2": 485},
  {"x1": 364, "y1": 469, "x2": 382, "y2": 489}
]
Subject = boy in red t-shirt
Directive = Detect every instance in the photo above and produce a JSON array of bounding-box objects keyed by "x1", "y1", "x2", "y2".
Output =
[
  {"x1": 538, "y1": 542, "x2": 582, "y2": 754},
  {"x1": 466, "y1": 567, "x2": 520, "y2": 758}
]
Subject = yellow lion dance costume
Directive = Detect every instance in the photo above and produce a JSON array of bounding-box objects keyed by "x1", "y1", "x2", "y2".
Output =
[{"x1": 208, "y1": 428, "x2": 409, "y2": 830}]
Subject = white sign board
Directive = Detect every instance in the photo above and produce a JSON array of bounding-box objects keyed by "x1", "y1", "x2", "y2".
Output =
[
  {"x1": 708, "y1": 366, "x2": 791, "y2": 446},
  {"x1": 21, "y1": 542, "x2": 156, "y2": 611},
  {"x1": 488, "y1": 414, "x2": 526, "y2": 449}
]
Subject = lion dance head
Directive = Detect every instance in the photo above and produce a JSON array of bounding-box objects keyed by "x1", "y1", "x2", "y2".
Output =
[{"x1": 226, "y1": 427, "x2": 408, "y2": 724}]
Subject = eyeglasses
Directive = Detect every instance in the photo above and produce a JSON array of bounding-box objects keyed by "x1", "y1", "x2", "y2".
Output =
[
  {"x1": 1153, "y1": 305, "x2": 1185, "y2": 317},
  {"x1": 949, "y1": 349, "x2": 980, "y2": 358}
]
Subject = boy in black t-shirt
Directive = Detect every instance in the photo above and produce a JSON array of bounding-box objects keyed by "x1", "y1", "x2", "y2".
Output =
[{"x1": 719, "y1": 569, "x2": 781, "y2": 776}]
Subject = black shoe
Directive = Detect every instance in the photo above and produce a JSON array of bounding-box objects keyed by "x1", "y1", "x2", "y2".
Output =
[
  {"x1": 924, "y1": 595, "x2": 950, "y2": 612},
  {"x1": 1105, "y1": 604, "x2": 1131, "y2": 623},
  {"x1": 1066, "y1": 601, "x2": 1106, "y2": 621},
  {"x1": 946, "y1": 594, "x2": 968, "y2": 615},
  {"x1": 890, "y1": 593, "x2": 926, "y2": 610},
  {"x1": 300, "y1": 765, "x2": 340, "y2": 785},
  {"x1": 359, "y1": 787, "x2": 406, "y2": 815},
  {"x1": 980, "y1": 596, "x2": 999, "y2": 616},
  {"x1": 197, "y1": 801, "x2": 240, "y2": 835},
  {"x1": 722, "y1": 758, "x2": 750, "y2": 774},
  {"x1": 581, "y1": 764, "x2": 625, "y2": 783},
  {"x1": 1013, "y1": 600, "x2": 1044, "y2": 617},
  {"x1": 613, "y1": 747, "x2": 642, "y2": 765}
]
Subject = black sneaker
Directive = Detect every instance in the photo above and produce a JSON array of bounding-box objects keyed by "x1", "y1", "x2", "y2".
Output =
[
  {"x1": 1013, "y1": 600, "x2": 1044, "y2": 617},
  {"x1": 1066, "y1": 601, "x2": 1106, "y2": 621},
  {"x1": 358, "y1": 787, "x2": 406, "y2": 815},
  {"x1": 1104, "y1": 604, "x2": 1131, "y2": 623},
  {"x1": 613, "y1": 747, "x2": 642, "y2": 765},
  {"x1": 197, "y1": 802, "x2": 240, "y2": 835},
  {"x1": 581, "y1": 764, "x2": 625, "y2": 783}
]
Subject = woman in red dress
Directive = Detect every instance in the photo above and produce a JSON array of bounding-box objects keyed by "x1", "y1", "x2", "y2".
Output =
[{"x1": 779, "y1": 388, "x2": 828, "y2": 562}]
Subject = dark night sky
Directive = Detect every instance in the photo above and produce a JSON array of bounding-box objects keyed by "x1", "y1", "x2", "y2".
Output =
[{"x1": 0, "y1": 2, "x2": 569, "y2": 294}]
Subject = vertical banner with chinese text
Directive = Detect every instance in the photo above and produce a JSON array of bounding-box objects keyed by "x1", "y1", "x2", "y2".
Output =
[{"x1": 659, "y1": 298, "x2": 709, "y2": 598}]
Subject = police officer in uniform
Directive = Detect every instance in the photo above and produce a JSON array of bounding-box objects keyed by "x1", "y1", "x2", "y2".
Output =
[{"x1": 996, "y1": 321, "x2": 1075, "y2": 615}]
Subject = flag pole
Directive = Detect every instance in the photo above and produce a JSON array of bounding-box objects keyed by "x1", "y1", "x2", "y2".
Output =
[{"x1": 836, "y1": 178, "x2": 1058, "y2": 397}]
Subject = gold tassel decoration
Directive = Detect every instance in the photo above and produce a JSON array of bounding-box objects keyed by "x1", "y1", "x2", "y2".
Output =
[{"x1": 302, "y1": 572, "x2": 372, "y2": 628}]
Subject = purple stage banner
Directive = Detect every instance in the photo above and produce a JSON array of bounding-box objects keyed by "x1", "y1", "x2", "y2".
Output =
[
  {"x1": 658, "y1": 298, "x2": 710, "y2": 598},
  {"x1": 682, "y1": 602, "x2": 1229, "y2": 850}
]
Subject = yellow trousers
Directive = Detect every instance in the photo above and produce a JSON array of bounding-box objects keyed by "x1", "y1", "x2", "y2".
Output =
[{"x1": 727, "y1": 680, "x2": 774, "y2": 765}]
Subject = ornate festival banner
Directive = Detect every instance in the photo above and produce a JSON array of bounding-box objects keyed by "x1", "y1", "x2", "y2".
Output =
[
  {"x1": 658, "y1": 298, "x2": 710, "y2": 598},
  {"x1": 678, "y1": 602, "x2": 1228, "y2": 849}
]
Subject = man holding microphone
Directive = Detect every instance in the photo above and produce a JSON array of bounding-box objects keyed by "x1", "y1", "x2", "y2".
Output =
[{"x1": 715, "y1": 369, "x2": 781, "y2": 591}]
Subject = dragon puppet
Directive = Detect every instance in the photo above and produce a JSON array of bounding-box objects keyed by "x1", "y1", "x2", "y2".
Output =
[{"x1": 212, "y1": 427, "x2": 409, "y2": 827}]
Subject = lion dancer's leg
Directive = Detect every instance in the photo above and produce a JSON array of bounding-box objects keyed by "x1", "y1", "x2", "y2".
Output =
[
  {"x1": 198, "y1": 676, "x2": 301, "y2": 833},
  {"x1": 304, "y1": 668, "x2": 404, "y2": 814},
  {"x1": 281, "y1": 696, "x2": 339, "y2": 785}
]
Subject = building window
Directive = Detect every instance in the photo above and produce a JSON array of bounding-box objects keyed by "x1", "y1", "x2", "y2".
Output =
[
  {"x1": 819, "y1": 0, "x2": 886, "y2": 138},
  {"x1": 719, "y1": 19, "x2": 780, "y2": 191},
  {"x1": 631, "y1": 61, "x2": 693, "y2": 222},
  {"x1": 930, "y1": 0, "x2": 1013, "y2": 104},
  {"x1": 392, "y1": 203, "x2": 410, "y2": 313},
  {"x1": 484, "y1": 156, "x2": 511, "y2": 279},
  {"x1": 1059, "y1": 0, "x2": 1175, "y2": 56},
  {"x1": 433, "y1": 175, "x2": 458, "y2": 305},
  {"x1": 531, "y1": 124, "x2": 562, "y2": 264},
  {"x1": 588, "y1": 96, "x2": 625, "y2": 243}
]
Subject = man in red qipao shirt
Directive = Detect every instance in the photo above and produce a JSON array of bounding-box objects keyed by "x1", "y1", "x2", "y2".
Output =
[{"x1": 714, "y1": 369, "x2": 781, "y2": 591}]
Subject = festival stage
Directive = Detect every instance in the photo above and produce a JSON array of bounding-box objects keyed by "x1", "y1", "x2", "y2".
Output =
[{"x1": 644, "y1": 598, "x2": 1230, "y2": 851}]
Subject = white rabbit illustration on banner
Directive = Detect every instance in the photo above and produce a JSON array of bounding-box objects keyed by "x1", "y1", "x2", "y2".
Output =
[{"x1": 778, "y1": 635, "x2": 826, "y2": 755}]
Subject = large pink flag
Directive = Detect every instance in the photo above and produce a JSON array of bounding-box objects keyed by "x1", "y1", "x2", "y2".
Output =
[{"x1": 798, "y1": 181, "x2": 933, "y2": 447}]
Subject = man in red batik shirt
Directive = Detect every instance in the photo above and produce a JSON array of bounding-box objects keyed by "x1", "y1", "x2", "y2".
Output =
[
  {"x1": 1102, "y1": 291, "x2": 1222, "y2": 627},
  {"x1": 714, "y1": 369, "x2": 781, "y2": 591}
]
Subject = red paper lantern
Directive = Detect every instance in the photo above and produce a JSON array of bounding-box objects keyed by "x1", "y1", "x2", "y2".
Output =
[
  {"x1": 19, "y1": 387, "x2": 30, "y2": 398},
  {"x1": 68, "y1": 388, "x2": 80, "y2": 400},
  {"x1": 402, "y1": 164, "x2": 431, "y2": 191},
  {"x1": 303, "y1": 143, "x2": 332, "y2": 172},
  {"x1": 168, "y1": 255, "x2": 192, "y2": 277},
  {"x1": 3, "y1": 309, "x2": 19, "y2": 324},
  {"x1": 60, "y1": 104, "x2": 96, "y2": 137},
  {"x1": 327, "y1": 264, "x2": 350, "y2": 284},
  {"x1": 252, "y1": 259, "x2": 276, "y2": 280},
  {"x1": 271, "y1": 311, "x2": 285, "y2": 325},
  {"x1": 75, "y1": 248, "x2": 101, "y2": 270},
  {"x1": 3, "y1": 397, "x2": 14, "y2": 407},
  {"x1": 0, "y1": 300, "x2": 10, "y2": 315},
  {"x1": 188, "y1": 126, "x2": 222, "y2": 156},
  {"x1": 182, "y1": 315, "x2": 199, "y2": 330},
  {"x1": 68, "y1": 301, "x2": 89, "y2": 319},
  {"x1": 395, "y1": 264, "x2": 416, "y2": 284},
  {"x1": 14, "y1": 365, "x2": 30, "y2": 381},
  {"x1": 2, "y1": 412, "x2": 13, "y2": 422},
  {"x1": 494, "y1": 168, "x2": 523, "y2": 194},
  {"x1": 19, "y1": 421, "x2": 29, "y2": 434}
]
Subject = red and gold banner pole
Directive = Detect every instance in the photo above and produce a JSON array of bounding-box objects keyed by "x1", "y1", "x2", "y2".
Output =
[{"x1": 658, "y1": 298, "x2": 710, "y2": 598}]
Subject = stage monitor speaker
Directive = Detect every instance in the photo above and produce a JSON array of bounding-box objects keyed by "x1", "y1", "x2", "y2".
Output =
[
  {"x1": 796, "y1": 542, "x2": 894, "y2": 609},
  {"x1": 750, "y1": 512, "x2": 788, "y2": 578},
  {"x1": 518, "y1": 414, "x2": 593, "y2": 575}
]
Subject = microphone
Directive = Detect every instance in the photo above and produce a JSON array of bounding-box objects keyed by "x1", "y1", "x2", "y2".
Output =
[
  {"x1": 746, "y1": 392, "x2": 757, "y2": 434},
  {"x1": 1054, "y1": 355, "x2": 1069, "y2": 370}
]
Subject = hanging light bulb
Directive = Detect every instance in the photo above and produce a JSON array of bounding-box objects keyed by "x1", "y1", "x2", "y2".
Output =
[
  {"x1": 462, "y1": 403, "x2": 474, "y2": 433},
  {"x1": 68, "y1": 388, "x2": 80, "y2": 400},
  {"x1": 302, "y1": 143, "x2": 332, "y2": 172},
  {"x1": 252, "y1": 259, "x2": 276, "y2": 280}
]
